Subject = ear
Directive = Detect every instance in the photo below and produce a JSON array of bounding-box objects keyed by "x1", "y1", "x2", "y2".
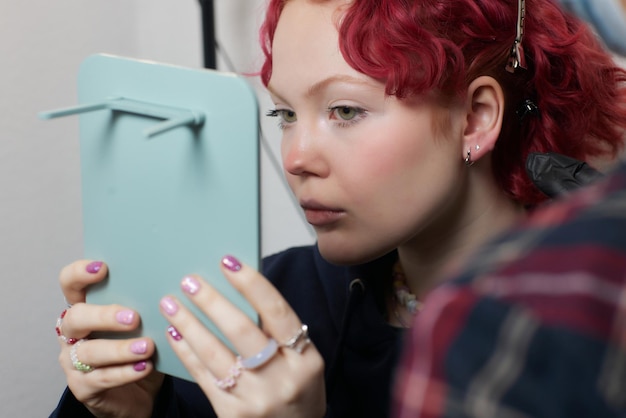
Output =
[{"x1": 461, "y1": 76, "x2": 504, "y2": 163}]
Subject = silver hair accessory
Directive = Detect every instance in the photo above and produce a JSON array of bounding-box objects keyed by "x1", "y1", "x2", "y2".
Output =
[
  {"x1": 282, "y1": 324, "x2": 311, "y2": 354},
  {"x1": 505, "y1": 0, "x2": 527, "y2": 73},
  {"x1": 70, "y1": 339, "x2": 95, "y2": 373}
]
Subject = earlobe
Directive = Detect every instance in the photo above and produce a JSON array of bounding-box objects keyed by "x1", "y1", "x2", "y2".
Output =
[{"x1": 462, "y1": 76, "x2": 504, "y2": 163}]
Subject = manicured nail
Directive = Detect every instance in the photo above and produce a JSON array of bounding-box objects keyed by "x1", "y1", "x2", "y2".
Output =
[
  {"x1": 130, "y1": 340, "x2": 148, "y2": 354},
  {"x1": 167, "y1": 325, "x2": 183, "y2": 341},
  {"x1": 86, "y1": 261, "x2": 103, "y2": 274},
  {"x1": 181, "y1": 276, "x2": 200, "y2": 295},
  {"x1": 116, "y1": 309, "x2": 135, "y2": 325},
  {"x1": 160, "y1": 297, "x2": 179, "y2": 316},
  {"x1": 133, "y1": 361, "x2": 147, "y2": 372},
  {"x1": 222, "y1": 255, "x2": 242, "y2": 272}
]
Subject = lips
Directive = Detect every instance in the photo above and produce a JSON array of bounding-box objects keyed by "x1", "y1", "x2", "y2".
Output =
[{"x1": 300, "y1": 200, "x2": 345, "y2": 227}]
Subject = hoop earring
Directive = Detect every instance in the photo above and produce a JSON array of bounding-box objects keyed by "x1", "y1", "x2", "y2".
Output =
[{"x1": 464, "y1": 149, "x2": 474, "y2": 167}]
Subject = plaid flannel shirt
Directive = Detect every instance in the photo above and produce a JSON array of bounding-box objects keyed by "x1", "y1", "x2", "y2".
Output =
[{"x1": 393, "y1": 161, "x2": 626, "y2": 418}]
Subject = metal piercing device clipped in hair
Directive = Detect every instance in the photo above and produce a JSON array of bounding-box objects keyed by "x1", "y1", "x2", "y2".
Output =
[{"x1": 506, "y1": 0, "x2": 527, "y2": 73}]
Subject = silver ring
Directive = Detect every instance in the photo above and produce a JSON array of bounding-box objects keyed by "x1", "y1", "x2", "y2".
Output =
[
  {"x1": 70, "y1": 339, "x2": 94, "y2": 373},
  {"x1": 282, "y1": 324, "x2": 311, "y2": 354},
  {"x1": 239, "y1": 338, "x2": 279, "y2": 370}
]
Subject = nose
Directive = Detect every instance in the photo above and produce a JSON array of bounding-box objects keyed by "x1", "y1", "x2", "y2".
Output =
[{"x1": 282, "y1": 127, "x2": 328, "y2": 178}]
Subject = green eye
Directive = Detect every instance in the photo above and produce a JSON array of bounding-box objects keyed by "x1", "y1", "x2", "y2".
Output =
[
  {"x1": 266, "y1": 109, "x2": 297, "y2": 126},
  {"x1": 335, "y1": 106, "x2": 358, "y2": 120},
  {"x1": 282, "y1": 110, "x2": 297, "y2": 123}
]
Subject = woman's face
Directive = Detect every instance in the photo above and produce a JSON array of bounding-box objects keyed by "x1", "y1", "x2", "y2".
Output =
[{"x1": 268, "y1": 0, "x2": 467, "y2": 265}]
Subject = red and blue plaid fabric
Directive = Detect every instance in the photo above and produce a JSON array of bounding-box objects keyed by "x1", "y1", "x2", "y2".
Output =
[{"x1": 393, "y1": 161, "x2": 626, "y2": 417}]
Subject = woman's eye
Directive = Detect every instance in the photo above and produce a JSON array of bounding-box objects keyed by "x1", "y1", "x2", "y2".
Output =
[
  {"x1": 283, "y1": 110, "x2": 297, "y2": 123},
  {"x1": 333, "y1": 106, "x2": 357, "y2": 120},
  {"x1": 266, "y1": 109, "x2": 297, "y2": 124},
  {"x1": 328, "y1": 106, "x2": 367, "y2": 125}
]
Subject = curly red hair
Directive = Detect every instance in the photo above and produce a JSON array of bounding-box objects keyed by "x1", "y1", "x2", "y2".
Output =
[{"x1": 259, "y1": 0, "x2": 626, "y2": 205}]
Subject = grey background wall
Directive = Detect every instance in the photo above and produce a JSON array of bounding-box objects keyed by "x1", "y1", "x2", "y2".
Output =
[{"x1": 0, "y1": 1, "x2": 313, "y2": 416}]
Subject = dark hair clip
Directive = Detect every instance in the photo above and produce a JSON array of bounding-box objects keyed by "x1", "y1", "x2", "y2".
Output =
[{"x1": 516, "y1": 99, "x2": 539, "y2": 121}]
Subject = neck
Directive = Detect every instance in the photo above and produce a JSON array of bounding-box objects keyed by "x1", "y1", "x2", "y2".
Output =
[{"x1": 397, "y1": 172, "x2": 525, "y2": 299}]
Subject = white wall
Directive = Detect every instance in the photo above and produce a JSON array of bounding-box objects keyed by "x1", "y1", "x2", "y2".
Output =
[{"x1": 0, "y1": 1, "x2": 313, "y2": 416}]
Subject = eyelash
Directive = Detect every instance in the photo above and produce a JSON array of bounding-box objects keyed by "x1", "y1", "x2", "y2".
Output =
[
  {"x1": 265, "y1": 106, "x2": 368, "y2": 129},
  {"x1": 265, "y1": 109, "x2": 294, "y2": 130}
]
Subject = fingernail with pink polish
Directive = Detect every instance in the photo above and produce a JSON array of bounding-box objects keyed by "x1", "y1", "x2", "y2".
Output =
[
  {"x1": 86, "y1": 261, "x2": 103, "y2": 274},
  {"x1": 116, "y1": 310, "x2": 135, "y2": 325},
  {"x1": 130, "y1": 340, "x2": 148, "y2": 354},
  {"x1": 134, "y1": 361, "x2": 147, "y2": 372},
  {"x1": 160, "y1": 297, "x2": 179, "y2": 316},
  {"x1": 222, "y1": 255, "x2": 242, "y2": 272},
  {"x1": 167, "y1": 325, "x2": 183, "y2": 341},
  {"x1": 181, "y1": 276, "x2": 200, "y2": 295}
]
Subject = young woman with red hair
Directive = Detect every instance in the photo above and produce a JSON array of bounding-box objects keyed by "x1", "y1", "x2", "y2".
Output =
[{"x1": 51, "y1": 0, "x2": 626, "y2": 417}]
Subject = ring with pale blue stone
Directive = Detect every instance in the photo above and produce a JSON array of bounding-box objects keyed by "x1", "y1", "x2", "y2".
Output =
[
  {"x1": 214, "y1": 339, "x2": 279, "y2": 391},
  {"x1": 240, "y1": 338, "x2": 279, "y2": 370},
  {"x1": 70, "y1": 339, "x2": 94, "y2": 373}
]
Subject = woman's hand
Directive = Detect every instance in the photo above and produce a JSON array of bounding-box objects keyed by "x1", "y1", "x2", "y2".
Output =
[
  {"x1": 161, "y1": 255, "x2": 326, "y2": 418},
  {"x1": 57, "y1": 260, "x2": 164, "y2": 418}
]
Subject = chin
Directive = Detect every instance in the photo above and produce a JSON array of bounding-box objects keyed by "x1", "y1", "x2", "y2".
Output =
[{"x1": 317, "y1": 240, "x2": 391, "y2": 266}]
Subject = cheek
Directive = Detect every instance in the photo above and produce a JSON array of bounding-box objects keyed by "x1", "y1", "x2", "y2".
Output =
[
  {"x1": 347, "y1": 134, "x2": 449, "y2": 196},
  {"x1": 349, "y1": 130, "x2": 463, "y2": 223}
]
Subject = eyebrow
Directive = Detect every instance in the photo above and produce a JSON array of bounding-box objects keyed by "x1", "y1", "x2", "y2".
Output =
[
  {"x1": 267, "y1": 75, "x2": 379, "y2": 101},
  {"x1": 306, "y1": 75, "x2": 378, "y2": 97}
]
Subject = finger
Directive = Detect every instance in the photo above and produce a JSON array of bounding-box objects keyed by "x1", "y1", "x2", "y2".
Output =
[
  {"x1": 220, "y1": 255, "x2": 304, "y2": 344},
  {"x1": 59, "y1": 260, "x2": 108, "y2": 305},
  {"x1": 163, "y1": 321, "x2": 262, "y2": 406},
  {"x1": 60, "y1": 303, "x2": 140, "y2": 342},
  {"x1": 67, "y1": 365, "x2": 157, "y2": 401},
  {"x1": 67, "y1": 368, "x2": 164, "y2": 416},
  {"x1": 161, "y1": 323, "x2": 226, "y2": 395},
  {"x1": 177, "y1": 274, "x2": 269, "y2": 358},
  {"x1": 59, "y1": 337, "x2": 155, "y2": 372},
  {"x1": 160, "y1": 295, "x2": 238, "y2": 380},
  {"x1": 64, "y1": 358, "x2": 156, "y2": 398}
]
